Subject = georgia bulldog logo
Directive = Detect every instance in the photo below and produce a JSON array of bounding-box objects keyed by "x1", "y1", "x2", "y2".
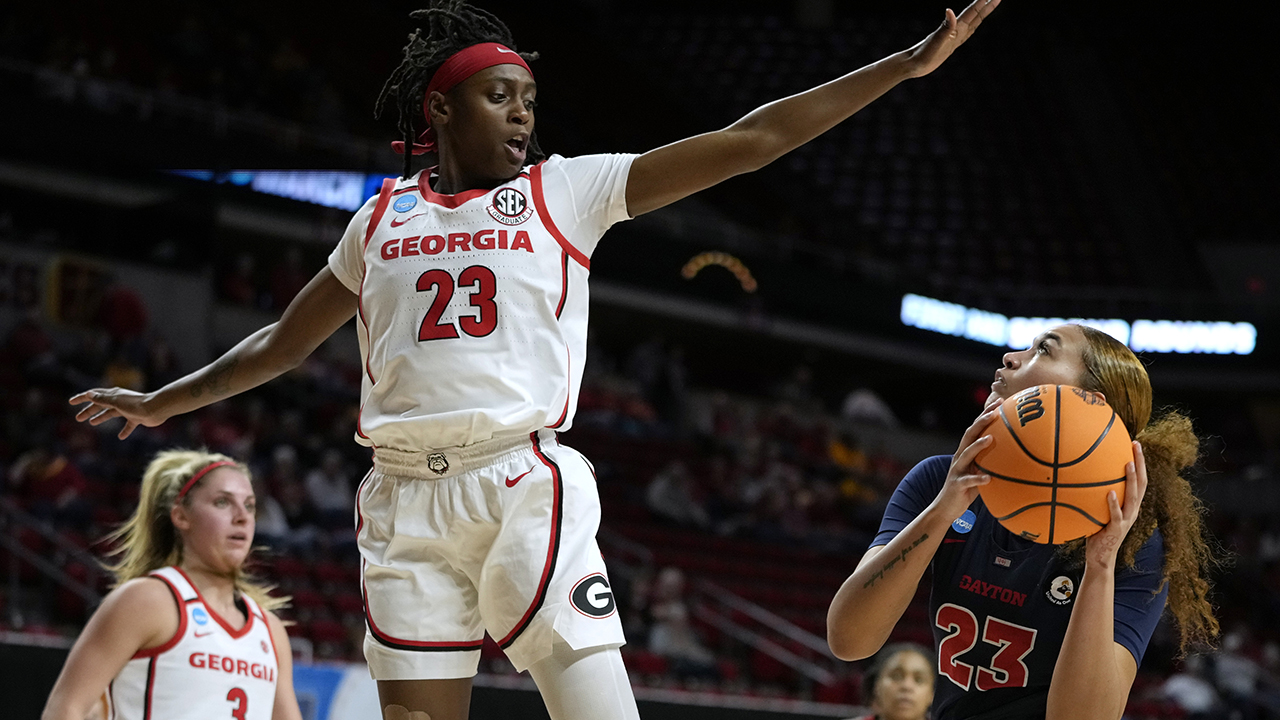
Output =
[
  {"x1": 487, "y1": 187, "x2": 534, "y2": 225},
  {"x1": 426, "y1": 452, "x2": 450, "y2": 476}
]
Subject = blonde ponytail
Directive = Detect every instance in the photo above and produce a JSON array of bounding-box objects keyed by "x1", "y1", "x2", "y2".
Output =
[{"x1": 104, "y1": 449, "x2": 288, "y2": 613}]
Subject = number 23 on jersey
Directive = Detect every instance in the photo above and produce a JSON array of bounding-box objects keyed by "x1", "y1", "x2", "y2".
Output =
[{"x1": 936, "y1": 603, "x2": 1038, "y2": 691}]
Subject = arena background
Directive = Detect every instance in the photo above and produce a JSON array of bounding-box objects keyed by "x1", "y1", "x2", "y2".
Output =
[{"x1": 2, "y1": 1, "x2": 1278, "y2": 718}]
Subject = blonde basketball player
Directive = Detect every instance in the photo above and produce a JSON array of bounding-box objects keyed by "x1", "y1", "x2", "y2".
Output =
[
  {"x1": 69, "y1": 1, "x2": 1000, "y2": 718},
  {"x1": 41, "y1": 451, "x2": 301, "y2": 720}
]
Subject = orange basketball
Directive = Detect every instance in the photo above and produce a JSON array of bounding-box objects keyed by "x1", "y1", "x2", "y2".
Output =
[{"x1": 974, "y1": 384, "x2": 1132, "y2": 544}]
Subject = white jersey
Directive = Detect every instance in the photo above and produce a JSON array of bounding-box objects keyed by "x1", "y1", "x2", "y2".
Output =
[
  {"x1": 328, "y1": 153, "x2": 635, "y2": 451},
  {"x1": 108, "y1": 567, "x2": 278, "y2": 720}
]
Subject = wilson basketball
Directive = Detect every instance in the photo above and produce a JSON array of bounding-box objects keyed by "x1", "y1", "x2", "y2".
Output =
[{"x1": 974, "y1": 384, "x2": 1133, "y2": 544}]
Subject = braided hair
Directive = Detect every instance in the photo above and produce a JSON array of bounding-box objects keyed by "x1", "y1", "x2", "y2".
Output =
[{"x1": 376, "y1": 0, "x2": 544, "y2": 179}]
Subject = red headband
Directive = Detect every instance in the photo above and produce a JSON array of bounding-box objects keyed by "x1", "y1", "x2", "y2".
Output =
[
  {"x1": 392, "y1": 42, "x2": 534, "y2": 156},
  {"x1": 176, "y1": 460, "x2": 237, "y2": 501}
]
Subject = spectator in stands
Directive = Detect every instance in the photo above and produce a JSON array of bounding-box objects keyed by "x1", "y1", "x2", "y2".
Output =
[
  {"x1": 304, "y1": 447, "x2": 354, "y2": 530},
  {"x1": 7, "y1": 446, "x2": 91, "y2": 527},
  {"x1": 855, "y1": 643, "x2": 935, "y2": 720},
  {"x1": 647, "y1": 567, "x2": 718, "y2": 682},
  {"x1": 1160, "y1": 654, "x2": 1222, "y2": 720},
  {"x1": 841, "y1": 387, "x2": 899, "y2": 428},
  {"x1": 219, "y1": 252, "x2": 258, "y2": 306},
  {"x1": 1214, "y1": 628, "x2": 1278, "y2": 720},
  {"x1": 646, "y1": 460, "x2": 709, "y2": 530},
  {"x1": 268, "y1": 246, "x2": 310, "y2": 311}
]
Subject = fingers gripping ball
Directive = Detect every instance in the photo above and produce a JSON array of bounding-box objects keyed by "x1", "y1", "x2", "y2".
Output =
[{"x1": 975, "y1": 384, "x2": 1132, "y2": 544}]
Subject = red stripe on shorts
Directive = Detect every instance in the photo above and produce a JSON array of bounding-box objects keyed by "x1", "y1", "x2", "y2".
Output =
[
  {"x1": 497, "y1": 432, "x2": 564, "y2": 649},
  {"x1": 357, "y1": 468, "x2": 483, "y2": 652}
]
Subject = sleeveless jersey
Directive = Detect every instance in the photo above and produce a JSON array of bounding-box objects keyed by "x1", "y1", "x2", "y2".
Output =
[
  {"x1": 108, "y1": 567, "x2": 279, "y2": 720},
  {"x1": 328, "y1": 153, "x2": 635, "y2": 451},
  {"x1": 874, "y1": 456, "x2": 1168, "y2": 720}
]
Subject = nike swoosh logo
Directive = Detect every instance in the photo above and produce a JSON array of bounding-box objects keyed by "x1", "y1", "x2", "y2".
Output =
[
  {"x1": 496, "y1": 47, "x2": 517, "y2": 54},
  {"x1": 943, "y1": 539, "x2": 967, "y2": 544},
  {"x1": 505, "y1": 467, "x2": 534, "y2": 488},
  {"x1": 389, "y1": 212, "x2": 426, "y2": 228},
  {"x1": 194, "y1": 630, "x2": 215, "y2": 638}
]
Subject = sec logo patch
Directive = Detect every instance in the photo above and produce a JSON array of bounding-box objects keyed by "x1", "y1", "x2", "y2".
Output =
[{"x1": 487, "y1": 188, "x2": 533, "y2": 225}]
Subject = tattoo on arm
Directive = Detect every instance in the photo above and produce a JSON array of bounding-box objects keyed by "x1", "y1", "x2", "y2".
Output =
[
  {"x1": 189, "y1": 354, "x2": 239, "y2": 398},
  {"x1": 863, "y1": 532, "x2": 929, "y2": 589}
]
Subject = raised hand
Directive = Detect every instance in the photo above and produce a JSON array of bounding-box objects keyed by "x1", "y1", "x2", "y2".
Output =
[
  {"x1": 1085, "y1": 441, "x2": 1149, "y2": 568},
  {"x1": 903, "y1": 0, "x2": 1002, "y2": 78},
  {"x1": 930, "y1": 408, "x2": 998, "y2": 522},
  {"x1": 68, "y1": 388, "x2": 167, "y2": 440}
]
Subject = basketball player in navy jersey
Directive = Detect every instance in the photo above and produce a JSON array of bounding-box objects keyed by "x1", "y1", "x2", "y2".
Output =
[
  {"x1": 828, "y1": 325, "x2": 1219, "y2": 720},
  {"x1": 71, "y1": 2, "x2": 1001, "y2": 718}
]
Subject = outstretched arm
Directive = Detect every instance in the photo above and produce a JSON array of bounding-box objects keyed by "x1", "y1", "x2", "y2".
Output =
[
  {"x1": 827, "y1": 408, "x2": 996, "y2": 660},
  {"x1": 69, "y1": 267, "x2": 357, "y2": 439},
  {"x1": 625, "y1": 0, "x2": 1000, "y2": 217},
  {"x1": 1046, "y1": 442, "x2": 1149, "y2": 720}
]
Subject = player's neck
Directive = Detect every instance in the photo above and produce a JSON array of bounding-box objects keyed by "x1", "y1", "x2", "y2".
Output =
[
  {"x1": 180, "y1": 562, "x2": 239, "y2": 613},
  {"x1": 431, "y1": 157, "x2": 503, "y2": 196}
]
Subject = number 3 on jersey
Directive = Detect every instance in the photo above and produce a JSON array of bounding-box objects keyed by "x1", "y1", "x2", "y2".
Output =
[
  {"x1": 227, "y1": 687, "x2": 247, "y2": 720},
  {"x1": 416, "y1": 266, "x2": 498, "y2": 341},
  {"x1": 935, "y1": 603, "x2": 1037, "y2": 691}
]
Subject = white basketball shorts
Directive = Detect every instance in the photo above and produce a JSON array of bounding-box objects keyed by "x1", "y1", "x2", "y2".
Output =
[{"x1": 355, "y1": 429, "x2": 625, "y2": 679}]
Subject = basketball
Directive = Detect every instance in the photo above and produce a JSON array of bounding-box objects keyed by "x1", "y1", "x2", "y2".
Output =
[{"x1": 974, "y1": 384, "x2": 1133, "y2": 544}]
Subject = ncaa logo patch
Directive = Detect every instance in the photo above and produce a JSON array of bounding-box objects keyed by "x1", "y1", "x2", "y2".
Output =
[
  {"x1": 952, "y1": 509, "x2": 976, "y2": 534},
  {"x1": 487, "y1": 187, "x2": 533, "y2": 225},
  {"x1": 192, "y1": 607, "x2": 210, "y2": 625},
  {"x1": 1046, "y1": 575, "x2": 1075, "y2": 605},
  {"x1": 393, "y1": 195, "x2": 418, "y2": 213},
  {"x1": 570, "y1": 574, "x2": 616, "y2": 618}
]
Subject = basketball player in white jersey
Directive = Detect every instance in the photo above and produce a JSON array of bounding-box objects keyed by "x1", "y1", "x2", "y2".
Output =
[
  {"x1": 69, "y1": 1, "x2": 1000, "y2": 718},
  {"x1": 41, "y1": 451, "x2": 301, "y2": 720}
]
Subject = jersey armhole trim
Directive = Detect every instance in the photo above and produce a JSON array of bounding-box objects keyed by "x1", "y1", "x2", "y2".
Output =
[
  {"x1": 531, "y1": 162, "x2": 590, "y2": 271},
  {"x1": 131, "y1": 575, "x2": 188, "y2": 659},
  {"x1": 363, "y1": 178, "x2": 397, "y2": 251}
]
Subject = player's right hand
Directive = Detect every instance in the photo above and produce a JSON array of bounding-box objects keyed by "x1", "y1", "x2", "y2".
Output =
[
  {"x1": 68, "y1": 388, "x2": 166, "y2": 440},
  {"x1": 930, "y1": 408, "x2": 997, "y2": 522}
]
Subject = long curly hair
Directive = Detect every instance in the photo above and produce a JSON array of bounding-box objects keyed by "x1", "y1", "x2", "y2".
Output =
[
  {"x1": 1063, "y1": 325, "x2": 1220, "y2": 653},
  {"x1": 376, "y1": 0, "x2": 544, "y2": 179}
]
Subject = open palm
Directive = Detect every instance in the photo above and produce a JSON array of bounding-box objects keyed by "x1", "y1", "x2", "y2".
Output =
[{"x1": 906, "y1": 0, "x2": 1001, "y2": 78}]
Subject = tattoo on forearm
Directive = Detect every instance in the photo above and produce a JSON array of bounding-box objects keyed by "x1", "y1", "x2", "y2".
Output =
[
  {"x1": 189, "y1": 354, "x2": 239, "y2": 398},
  {"x1": 863, "y1": 532, "x2": 929, "y2": 589}
]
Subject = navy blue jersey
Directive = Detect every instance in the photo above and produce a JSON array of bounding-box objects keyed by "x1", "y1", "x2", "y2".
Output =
[{"x1": 874, "y1": 455, "x2": 1168, "y2": 720}]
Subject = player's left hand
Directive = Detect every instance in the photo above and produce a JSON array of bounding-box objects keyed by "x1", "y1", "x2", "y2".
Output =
[
  {"x1": 1085, "y1": 441, "x2": 1148, "y2": 569},
  {"x1": 903, "y1": 0, "x2": 1001, "y2": 78}
]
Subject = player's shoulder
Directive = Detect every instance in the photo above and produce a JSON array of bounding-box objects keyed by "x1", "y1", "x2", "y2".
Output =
[
  {"x1": 903, "y1": 454, "x2": 951, "y2": 488},
  {"x1": 108, "y1": 575, "x2": 181, "y2": 611},
  {"x1": 91, "y1": 575, "x2": 182, "y2": 644},
  {"x1": 537, "y1": 152, "x2": 636, "y2": 176}
]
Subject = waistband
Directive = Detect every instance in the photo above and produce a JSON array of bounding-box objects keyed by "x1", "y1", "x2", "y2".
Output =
[{"x1": 372, "y1": 429, "x2": 556, "y2": 480}]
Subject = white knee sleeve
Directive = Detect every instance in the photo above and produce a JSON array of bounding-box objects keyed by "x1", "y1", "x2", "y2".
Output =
[{"x1": 527, "y1": 638, "x2": 639, "y2": 720}]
